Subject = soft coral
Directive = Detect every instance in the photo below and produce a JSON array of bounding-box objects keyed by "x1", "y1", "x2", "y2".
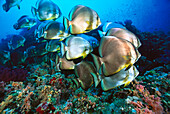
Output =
[{"x1": 130, "y1": 84, "x2": 164, "y2": 114}]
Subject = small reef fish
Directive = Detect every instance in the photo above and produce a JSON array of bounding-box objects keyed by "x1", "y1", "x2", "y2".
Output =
[
  {"x1": 31, "y1": 0, "x2": 62, "y2": 21},
  {"x1": 46, "y1": 39, "x2": 60, "y2": 52},
  {"x1": 8, "y1": 35, "x2": 26, "y2": 50},
  {"x1": 13, "y1": 15, "x2": 37, "y2": 30},
  {"x1": 105, "y1": 28, "x2": 141, "y2": 48},
  {"x1": 63, "y1": 5, "x2": 101, "y2": 34},
  {"x1": 42, "y1": 21, "x2": 70, "y2": 40},
  {"x1": 92, "y1": 36, "x2": 141, "y2": 76},
  {"x1": 61, "y1": 35, "x2": 93, "y2": 60},
  {"x1": 2, "y1": 0, "x2": 22, "y2": 12}
]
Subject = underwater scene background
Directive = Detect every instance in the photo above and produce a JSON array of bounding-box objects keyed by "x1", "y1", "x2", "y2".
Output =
[{"x1": 0, "y1": 0, "x2": 169, "y2": 113}]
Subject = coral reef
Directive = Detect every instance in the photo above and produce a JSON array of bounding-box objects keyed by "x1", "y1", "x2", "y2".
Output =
[
  {"x1": 0, "y1": 19, "x2": 169, "y2": 113},
  {"x1": 0, "y1": 61, "x2": 169, "y2": 113}
]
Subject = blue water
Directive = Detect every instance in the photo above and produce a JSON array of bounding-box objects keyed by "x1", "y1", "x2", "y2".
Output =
[{"x1": 0, "y1": 0, "x2": 170, "y2": 40}]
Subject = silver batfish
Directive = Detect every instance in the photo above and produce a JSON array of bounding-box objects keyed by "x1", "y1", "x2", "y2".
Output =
[
  {"x1": 13, "y1": 15, "x2": 37, "y2": 30},
  {"x1": 32, "y1": 0, "x2": 62, "y2": 21}
]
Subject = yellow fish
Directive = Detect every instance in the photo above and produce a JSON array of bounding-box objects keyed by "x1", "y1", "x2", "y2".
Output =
[{"x1": 63, "y1": 5, "x2": 101, "y2": 34}]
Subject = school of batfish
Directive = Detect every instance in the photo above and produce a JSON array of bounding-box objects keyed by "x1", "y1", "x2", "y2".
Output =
[{"x1": 2, "y1": 0, "x2": 141, "y2": 91}]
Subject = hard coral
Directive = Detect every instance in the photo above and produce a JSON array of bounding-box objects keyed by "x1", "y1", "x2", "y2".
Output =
[{"x1": 0, "y1": 67, "x2": 28, "y2": 82}]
